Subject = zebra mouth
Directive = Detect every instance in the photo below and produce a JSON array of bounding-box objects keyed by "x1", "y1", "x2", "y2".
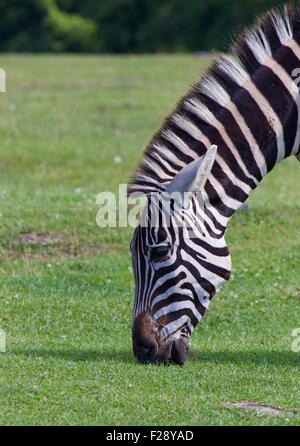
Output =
[
  {"x1": 169, "y1": 335, "x2": 190, "y2": 365},
  {"x1": 132, "y1": 312, "x2": 190, "y2": 365},
  {"x1": 145, "y1": 335, "x2": 189, "y2": 365},
  {"x1": 133, "y1": 334, "x2": 189, "y2": 365}
]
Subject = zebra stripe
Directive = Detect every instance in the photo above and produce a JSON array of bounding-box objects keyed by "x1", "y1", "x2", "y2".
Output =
[{"x1": 129, "y1": 4, "x2": 300, "y2": 364}]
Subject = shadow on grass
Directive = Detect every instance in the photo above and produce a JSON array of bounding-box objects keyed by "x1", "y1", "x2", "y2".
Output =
[
  {"x1": 10, "y1": 347, "x2": 134, "y2": 364},
  {"x1": 189, "y1": 349, "x2": 300, "y2": 367},
  {"x1": 10, "y1": 347, "x2": 300, "y2": 367}
]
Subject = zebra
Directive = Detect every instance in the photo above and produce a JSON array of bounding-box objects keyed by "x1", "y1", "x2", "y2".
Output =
[{"x1": 128, "y1": 4, "x2": 300, "y2": 364}]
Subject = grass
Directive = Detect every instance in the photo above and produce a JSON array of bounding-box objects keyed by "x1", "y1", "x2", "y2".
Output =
[{"x1": 0, "y1": 54, "x2": 299, "y2": 426}]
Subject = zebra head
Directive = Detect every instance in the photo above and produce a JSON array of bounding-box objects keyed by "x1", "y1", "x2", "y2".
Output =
[{"x1": 130, "y1": 145, "x2": 231, "y2": 364}]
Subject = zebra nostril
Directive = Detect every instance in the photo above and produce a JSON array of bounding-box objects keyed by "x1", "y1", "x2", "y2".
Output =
[
  {"x1": 132, "y1": 312, "x2": 159, "y2": 363},
  {"x1": 139, "y1": 345, "x2": 152, "y2": 359},
  {"x1": 135, "y1": 340, "x2": 158, "y2": 363}
]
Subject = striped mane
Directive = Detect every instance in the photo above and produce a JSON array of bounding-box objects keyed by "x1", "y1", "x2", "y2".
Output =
[{"x1": 128, "y1": 3, "x2": 300, "y2": 198}]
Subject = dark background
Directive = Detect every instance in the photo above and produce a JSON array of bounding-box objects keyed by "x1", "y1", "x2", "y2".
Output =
[{"x1": 0, "y1": 0, "x2": 298, "y2": 53}]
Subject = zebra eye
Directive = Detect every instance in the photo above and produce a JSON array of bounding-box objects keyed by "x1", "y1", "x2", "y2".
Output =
[{"x1": 150, "y1": 245, "x2": 170, "y2": 261}]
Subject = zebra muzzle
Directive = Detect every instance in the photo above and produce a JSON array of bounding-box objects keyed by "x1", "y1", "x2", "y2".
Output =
[
  {"x1": 132, "y1": 312, "x2": 189, "y2": 364},
  {"x1": 134, "y1": 337, "x2": 158, "y2": 364},
  {"x1": 132, "y1": 314, "x2": 168, "y2": 364},
  {"x1": 132, "y1": 312, "x2": 159, "y2": 363},
  {"x1": 170, "y1": 337, "x2": 188, "y2": 365}
]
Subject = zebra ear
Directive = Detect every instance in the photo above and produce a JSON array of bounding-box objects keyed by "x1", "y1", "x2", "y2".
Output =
[{"x1": 166, "y1": 145, "x2": 217, "y2": 197}]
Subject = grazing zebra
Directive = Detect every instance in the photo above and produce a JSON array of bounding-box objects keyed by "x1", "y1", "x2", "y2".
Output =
[{"x1": 128, "y1": 4, "x2": 300, "y2": 364}]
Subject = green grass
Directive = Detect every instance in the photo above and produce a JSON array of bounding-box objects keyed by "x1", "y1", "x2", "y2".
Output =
[{"x1": 0, "y1": 54, "x2": 299, "y2": 426}]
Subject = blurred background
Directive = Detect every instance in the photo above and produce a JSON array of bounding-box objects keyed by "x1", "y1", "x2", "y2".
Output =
[{"x1": 0, "y1": 0, "x2": 297, "y2": 54}]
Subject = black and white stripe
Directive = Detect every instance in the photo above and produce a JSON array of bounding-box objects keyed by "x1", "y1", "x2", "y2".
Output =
[{"x1": 129, "y1": 4, "x2": 300, "y2": 364}]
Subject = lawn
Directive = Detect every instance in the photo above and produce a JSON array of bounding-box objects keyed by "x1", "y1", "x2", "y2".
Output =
[{"x1": 0, "y1": 54, "x2": 299, "y2": 426}]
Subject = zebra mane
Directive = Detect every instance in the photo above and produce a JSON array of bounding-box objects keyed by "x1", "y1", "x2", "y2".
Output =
[{"x1": 127, "y1": 3, "x2": 300, "y2": 197}]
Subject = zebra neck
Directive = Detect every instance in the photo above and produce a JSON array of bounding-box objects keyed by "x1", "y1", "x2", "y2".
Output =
[
  {"x1": 202, "y1": 42, "x2": 300, "y2": 227},
  {"x1": 203, "y1": 135, "x2": 299, "y2": 232},
  {"x1": 128, "y1": 14, "x2": 300, "y2": 211}
]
